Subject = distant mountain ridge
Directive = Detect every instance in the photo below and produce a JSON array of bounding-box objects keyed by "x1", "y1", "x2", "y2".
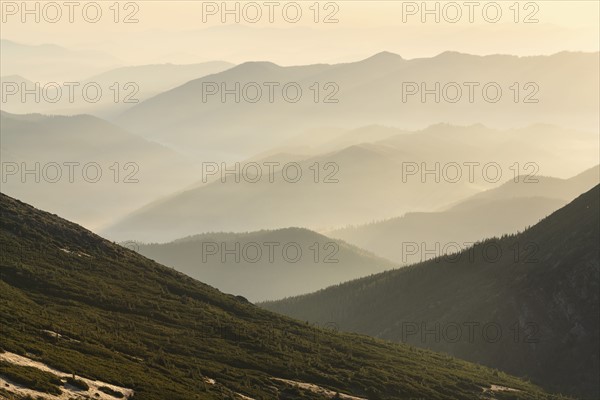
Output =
[
  {"x1": 1, "y1": 39, "x2": 120, "y2": 81},
  {"x1": 117, "y1": 51, "x2": 599, "y2": 160},
  {"x1": 101, "y1": 124, "x2": 599, "y2": 242},
  {"x1": 134, "y1": 227, "x2": 397, "y2": 302},
  {"x1": 0, "y1": 111, "x2": 199, "y2": 230},
  {"x1": 329, "y1": 165, "x2": 599, "y2": 263},
  {"x1": 1, "y1": 61, "x2": 234, "y2": 117}
]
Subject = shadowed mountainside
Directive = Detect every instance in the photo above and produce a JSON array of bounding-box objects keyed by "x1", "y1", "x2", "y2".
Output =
[{"x1": 262, "y1": 186, "x2": 600, "y2": 399}]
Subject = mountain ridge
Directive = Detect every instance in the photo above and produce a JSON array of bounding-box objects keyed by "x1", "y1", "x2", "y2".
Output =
[
  {"x1": 133, "y1": 226, "x2": 397, "y2": 302},
  {"x1": 262, "y1": 185, "x2": 600, "y2": 399}
]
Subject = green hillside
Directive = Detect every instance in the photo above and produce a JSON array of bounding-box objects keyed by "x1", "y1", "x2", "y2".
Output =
[{"x1": 0, "y1": 193, "x2": 566, "y2": 399}]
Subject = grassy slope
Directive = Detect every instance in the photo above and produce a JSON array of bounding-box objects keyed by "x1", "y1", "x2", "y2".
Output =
[{"x1": 0, "y1": 193, "x2": 564, "y2": 400}]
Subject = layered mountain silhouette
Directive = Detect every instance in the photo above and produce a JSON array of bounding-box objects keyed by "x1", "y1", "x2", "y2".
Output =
[
  {"x1": 101, "y1": 123, "x2": 598, "y2": 242},
  {"x1": 1, "y1": 39, "x2": 120, "y2": 82},
  {"x1": 0, "y1": 111, "x2": 199, "y2": 230},
  {"x1": 3, "y1": 12, "x2": 599, "y2": 400},
  {"x1": 330, "y1": 166, "x2": 599, "y2": 263},
  {"x1": 134, "y1": 228, "x2": 396, "y2": 302},
  {"x1": 0, "y1": 193, "x2": 564, "y2": 399},
  {"x1": 262, "y1": 186, "x2": 600, "y2": 399},
  {"x1": 116, "y1": 51, "x2": 599, "y2": 160},
  {"x1": 246, "y1": 125, "x2": 404, "y2": 161},
  {"x1": 1, "y1": 61, "x2": 234, "y2": 117}
]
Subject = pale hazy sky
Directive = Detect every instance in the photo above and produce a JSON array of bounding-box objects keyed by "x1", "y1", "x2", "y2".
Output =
[{"x1": 2, "y1": 1, "x2": 599, "y2": 67}]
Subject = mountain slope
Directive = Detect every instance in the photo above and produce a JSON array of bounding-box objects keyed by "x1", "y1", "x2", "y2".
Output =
[
  {"x1": 329, "y1": 166, "x2": 599, "y2": 263},
  {"x1": 134, "y1": 228, "x2": 397, "y2": 302},
  {"x1": 0, "y1": 193, "x2": 563, "y2": 399},
  {"x1": 0, "y1": 111, "x2": 199, "y2": 230},
  {"x1": 449, "y1": 165, "x2": 600, "y2": 207},
  {"x1": 85, "y1": 62, "x2": 234, "y2": 96},
  {"x1": 262, "y1": 186, "x2": 600, "y2": 399}
]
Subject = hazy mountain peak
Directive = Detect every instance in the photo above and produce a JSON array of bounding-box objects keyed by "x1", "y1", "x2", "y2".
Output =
[
  {"x1": 231, "y1": 60, "x2": 281, "y2": 72},
  {"x1": 433, "y1": 50, "x2": 471, "y2": 59},
  {"x1": 365, "y1": 51, "x2": 403, "y2": 61}
]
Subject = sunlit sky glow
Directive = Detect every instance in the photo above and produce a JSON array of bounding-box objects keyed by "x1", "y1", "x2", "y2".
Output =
[{"x1": 2, "y1": 0, "x2": 598, "y2": 68}]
